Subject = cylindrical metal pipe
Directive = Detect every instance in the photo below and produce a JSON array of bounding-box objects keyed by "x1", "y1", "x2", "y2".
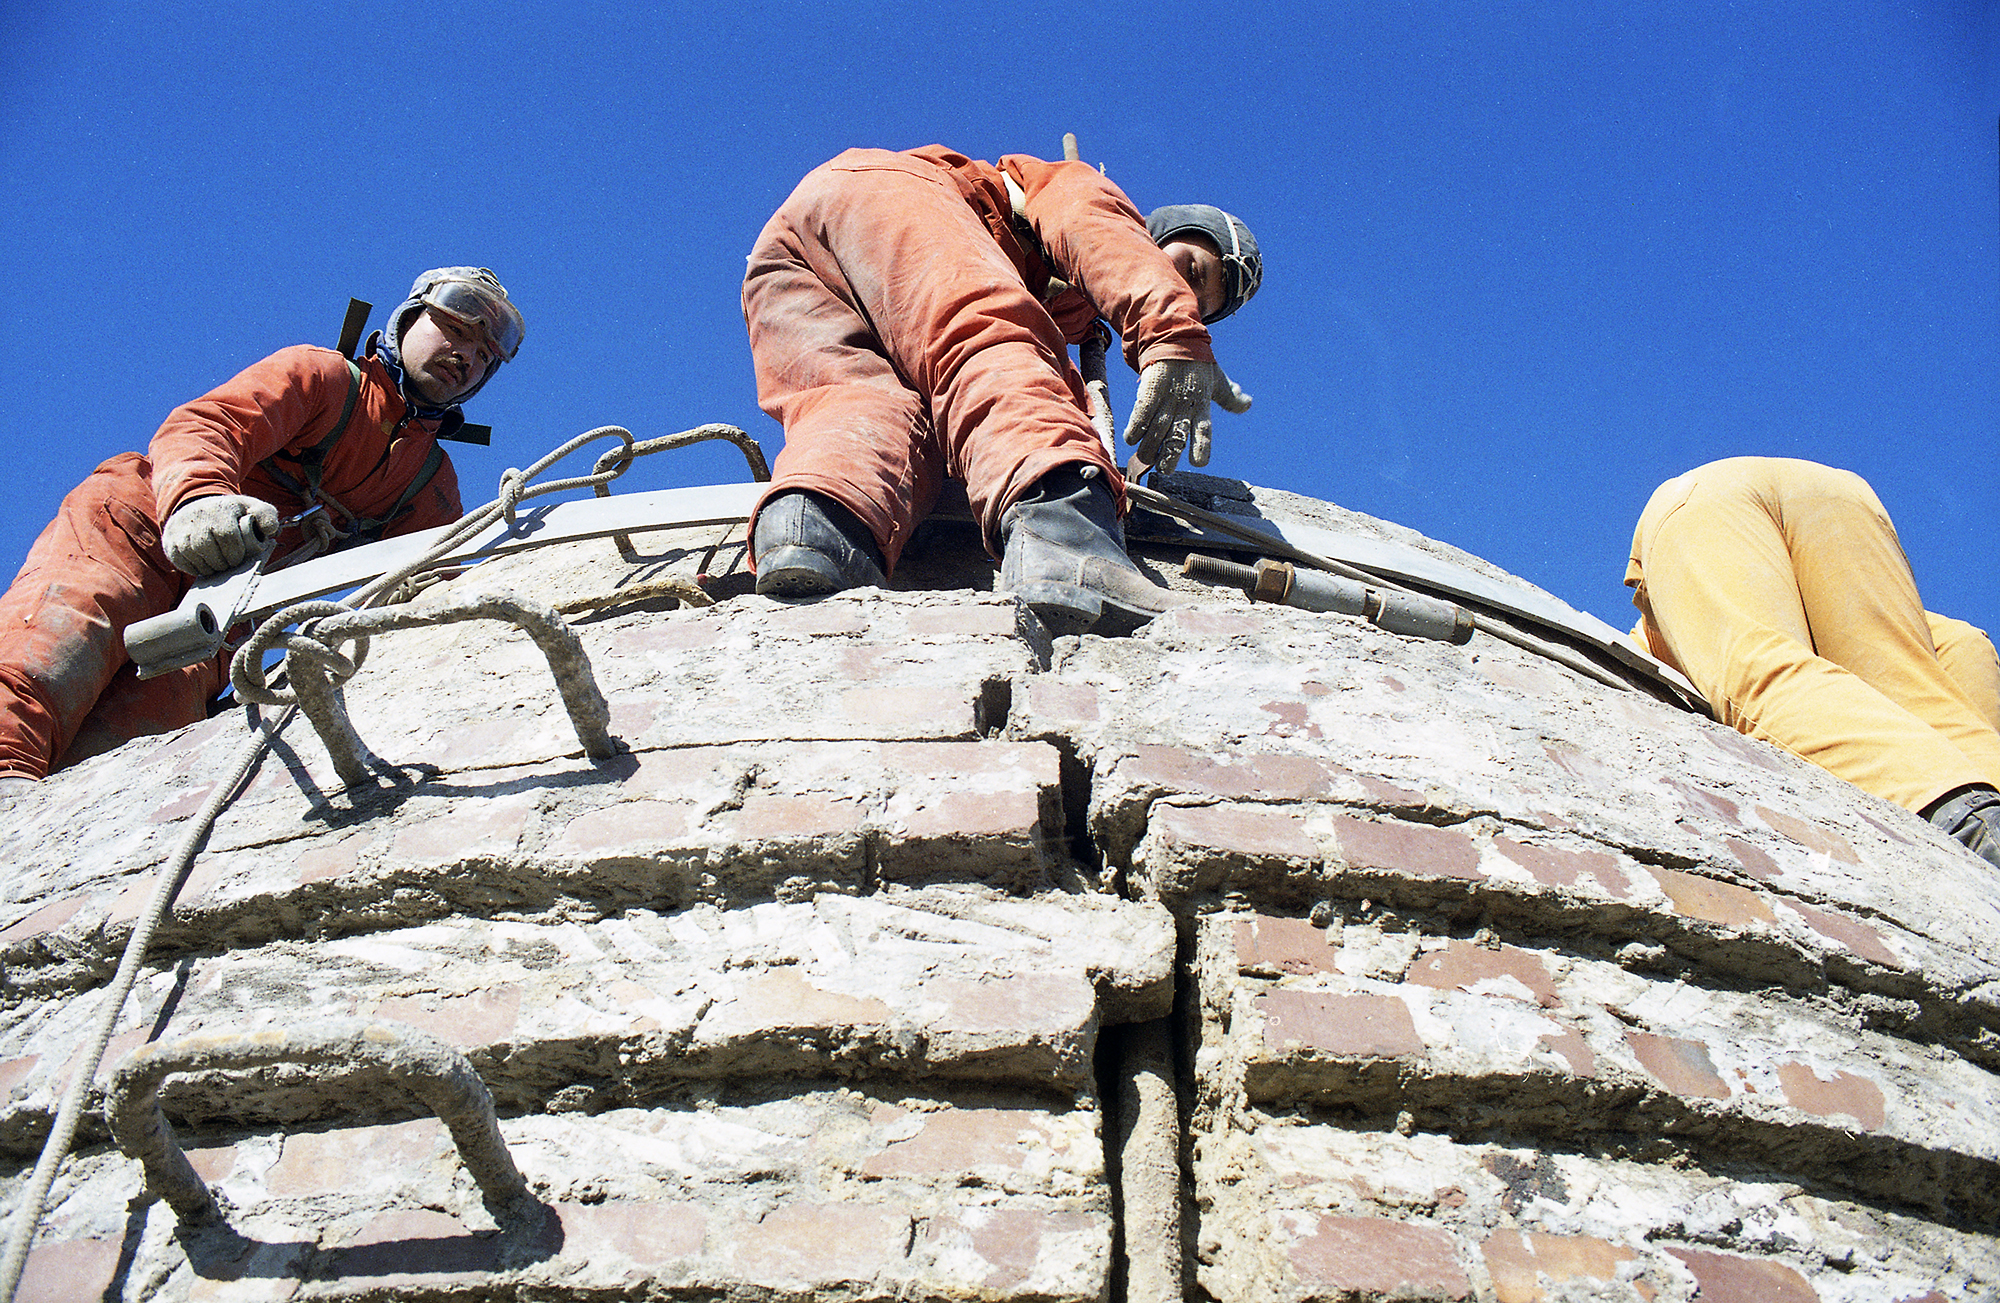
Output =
[{"x1": 1182, "y1": 553, "x2": 1475, "y2": 644}]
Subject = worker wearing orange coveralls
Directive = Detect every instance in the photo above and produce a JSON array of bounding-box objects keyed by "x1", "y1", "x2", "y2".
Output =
[
  {"x1": 0, "y1": 268, "x2": 525, "y2": 793},
  {"x1": 743, "y1": 145, "x2": 1261, "y2": 636},
  {"x1": 1626, "y1": 456, "x2": 2000, "y2": 868}
]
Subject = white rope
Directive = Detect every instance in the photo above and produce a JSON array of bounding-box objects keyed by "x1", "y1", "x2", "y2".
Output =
[{"x1": 0, "y1": 422, "x2": 655, "y2": 1302}]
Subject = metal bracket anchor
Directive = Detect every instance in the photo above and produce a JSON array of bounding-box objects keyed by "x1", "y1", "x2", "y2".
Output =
[{"x1": 105, "y1": 1020, "x2": 530, "y2": 1226}]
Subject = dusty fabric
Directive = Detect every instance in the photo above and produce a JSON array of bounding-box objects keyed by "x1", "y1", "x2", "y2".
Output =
[
  {"x1": 1627, "y1": 456, "x2": 2000, "y2": 812},
  {"x1": 742, "y1": 146, "x2": 1214, "y2": 567},
  {"x1": 0, "y1": 347, "x2": 463, "y2": 779}
]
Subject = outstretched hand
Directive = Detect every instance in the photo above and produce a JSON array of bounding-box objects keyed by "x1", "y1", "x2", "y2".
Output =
[
  {"x1": 1124, "y1": 359, "x2": 1215, "y2": 473},
  {"x1": 1124, "y1": 360, "x2": 1253, "y2": 472}
]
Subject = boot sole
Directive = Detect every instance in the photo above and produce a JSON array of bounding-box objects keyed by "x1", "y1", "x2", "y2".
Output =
[
  {"x1": 1013, "y1": 581, "x2": 1159, "y2": 638},
  {"x1": 756, "y1": 547, "x2": 847, "y2": 599}
]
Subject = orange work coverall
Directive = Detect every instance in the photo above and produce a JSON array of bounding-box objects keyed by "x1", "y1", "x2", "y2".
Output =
[
  {"x1": 742, "y1": 145, "x2": 1216, "y2": 570},
  {"x1": 1627, "y1": 456, "x2": 2000, "y2": 813},
  {"x1": 0, "y1": 345, "x2": 463, "y2": 779}
]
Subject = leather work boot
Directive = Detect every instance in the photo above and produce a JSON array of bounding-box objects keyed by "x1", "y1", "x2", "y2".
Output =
[
  {"x1": 999, "y1": 464, "x2": 1178, "y2": 636},
  {"x1": 1925, "y1": 785, "x2": 2000, "y2": 870},
  {"x1": 753, "y1": 492, "x2": 889, "y2": 598}
]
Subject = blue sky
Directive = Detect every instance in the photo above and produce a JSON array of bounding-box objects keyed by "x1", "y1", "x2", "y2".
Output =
[{"x1": 3, "y1": 1, "x2": 1995, "y2": 637}]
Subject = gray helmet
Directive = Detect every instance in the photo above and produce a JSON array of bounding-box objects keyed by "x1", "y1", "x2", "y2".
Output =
[
  {"x1": 383, "y1": 267, "x2": 525, "y2": 404},
  {"x1": 1146, "y1": 205, "x2": 1261, "y2": 324}
]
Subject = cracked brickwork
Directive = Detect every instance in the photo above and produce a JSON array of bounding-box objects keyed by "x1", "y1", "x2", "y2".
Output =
[{"x1": 2, "y1": 472, "x2": 1996, "y2": 1301}]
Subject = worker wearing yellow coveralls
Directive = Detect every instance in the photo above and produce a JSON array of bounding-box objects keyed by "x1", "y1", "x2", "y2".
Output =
[{"x1": 1626, "y1": 456, "x2": 2000, "y2": 868}]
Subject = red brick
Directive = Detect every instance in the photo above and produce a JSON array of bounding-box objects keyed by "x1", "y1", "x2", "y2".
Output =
[
  {"x1": 1257, "y1": 990, "x2": 1424, "y2": 1058},
  {"x1": 142, "y1": 715, "x2": 233, "y2": 771},
  {"x1": 879, "y1": 739, "x2": 1053, "y2": 781},
  {"x1": 390, "y1": 793, "x2": 534, "y2": 862},
  {"x1": 555, "y1": 1200, "x2": 706, "y2": 1265},
  {"x1": 1776, "y1": 1062, "x2": 1885, "y2": 1130},
  {"x1": 620, "y1": 747, "x2": 730, "y2": 797},
  {"x1": 1662, "y1": 777, "x2": 1742, "y2": 825},
  {"x1": 1405, "y1": 941, "x2": 1558, "y2": 1007},
  {"x1": 838, "y1": 685, "x2": 975, "y2": 733},
  {"x1": 609, "y1": 697, "x2": 659, "y2": 737},
  {"x1": 1332, "y1": 815, "x2": 1481, "y2": 880},
  {"x1": 1651, "y1": 867, "x2": 1774, "y2": 928},
  {"x1": 0, "y1": 897, "x2": 84, "y2": 946},
  {"x1": 928, "y1": 973, "x2": 1090, "y2": 1037},
  {"x1": 429, "y1": 717, "x2": 537, "y2": 769},
  {"x1": 860, "y1": 1109, "x2": 1052, "y2": 1178},
  {"x1": 1666, "y1": 1247, "x2": 1819, "y2": 1302},
  {"x1": 0, "y1": 1055, "x2": 36, "y2": 1097},
  {"x1": 16, "y1": 1237, "x2": 121, "y2": 1303},
  {"x1": 725, "y1": 1200, "x2": 912, "y2": 1284},
  {"x1": 895, "y1": 788, "x2": 1041, "y2": 841},
  {"x1": 1022, "y1": 681, "x2": 1101, "y2": 725},
  {"x1": 269, "y1": 1118, "x2": 445, "y2": 1195},
  {"x1": 706, "y1": 970, "x2": 893, "y2": 1033},
  {"x1": 610, "y1": 619, "x2": 724, "y2": 657},
  {"x1": 1537, "y1": 1026, "x2": 1595, "y2": 1077},
  {"x1": 551, "y1": 799, "x2": 698, "y2": 856},
  {"x1": 1785, "y1": 900, "x2": 1898, "y2": 966},
  {"x1": 769, "y1": 604, "x2": 870, "y2": 636},
  {"x1": 1287, "y1": 1213, "x2": 1471, "y2": 1298},
  {"x1": 149, "y1": 782, "x2": 217, "y2": 824},
  {"x1": 1482, "y1": 1228, "x2": 1642, "y2": 1302},
  {"x1": 1153, "y1": 803, "x2": 1320, "y2": 863},
  {"x1": 368, "y1": 987, "x2": 522, "y2": 1048},
  {"x1": 322, "y1": 1208, "x2": 500, "y2": 1283},
  {"x1": 1755, "y1": 806, "x2": 1858, "y2": 865},
  {"x1": 1706, "y1": 728, "x2": 1787, "y2": 773},
  {"x1": 1125, "y1": 744, "x2": 1341, "y2": 800},
  {"x1": 1477, "y1": 658, "x2": 1574, "y2": 698},
  {"x1": 1234, "y1": 915, "x2": 1338, "y2": 975},
  {"x1": 185, "y1": 1142, "x2": 238, "y2": 1184},
  {"x1": 1494, "y1": 838, "x2": 1636, "y2": 899},
  {"x1": 1356, "y1": 772, "x2": 1427, "y2": 807},
  {"x1": 711, "y1": 793, "x2": 864, "y2": 840},
  {"x1": 1543, "y1": 744, "x2": 1619, "y2": 785},
  {"x1": 926, "y1": 1207, "x2": 1099, "y2": 1291},
  {"x1": 1172, "y1": 608, "x2": 1269, "y2": 638},
  {"x1": 1626, "y1": 1031, "x2": 1730, "y2": 1100},
  {"x1": 297, "y1": 830, "x2": 374, "y2": 886},
  {"x1": 79, "y1": 1027, "x2": 150, "y2": 1087},
  {"x1": 1724, "y1": 837, "x2": 1783, "y2": 882},
  {"x1": 1258, "y1": 698, "x2": 1322, "y2": 738},
  {"x1": 902, "y1": 604, "x2": 1021, "y2": 637},
  {"x1": 833, "y1": 645, "x2": 895, "y2": 679}
]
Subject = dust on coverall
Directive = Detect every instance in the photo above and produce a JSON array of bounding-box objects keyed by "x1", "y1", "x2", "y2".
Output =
[
  {"x1": 741, "y1": 145, "x2": 1217, "y2": 570},
  {"x1": 0, "y1": 345, "x2": 463, "y2": 779},
  {"x1": 1626, "y1": 456, "x2": 2000, "y2": 813}
]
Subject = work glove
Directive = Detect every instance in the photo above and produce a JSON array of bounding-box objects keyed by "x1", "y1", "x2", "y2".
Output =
[
  {"x1": 1123, "y1": 360, "x2": 1254, "y2": 473},
  {"x1": 162, "y1": 495, "x2": 281, "y2": 577}
]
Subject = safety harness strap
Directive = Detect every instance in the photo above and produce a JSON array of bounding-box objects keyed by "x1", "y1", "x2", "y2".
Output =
[{"x1": 259, "y1": 358, "x2": 446, "y2": 545}]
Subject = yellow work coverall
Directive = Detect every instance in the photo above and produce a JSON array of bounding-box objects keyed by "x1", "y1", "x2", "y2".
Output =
[{"x1": 1626, "y1": 456, "x2": 2000, "y2": 814}]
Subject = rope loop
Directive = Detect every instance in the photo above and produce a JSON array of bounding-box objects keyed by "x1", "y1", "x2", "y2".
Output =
[
  {"x1": 498, "y1": 467, "x2": 528, "y2": 529},
  {"x1": 230, "y1": 600, "x2": 361, "y2": 704}
]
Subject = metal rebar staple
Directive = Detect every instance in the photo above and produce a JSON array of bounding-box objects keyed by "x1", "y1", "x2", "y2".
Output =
[
  {"x1": 232, "y1": 589, "x2": 616, "y2": 786},
  {"x1": 104, "y1": 1020, "x2": 530, "y2": 1225}
]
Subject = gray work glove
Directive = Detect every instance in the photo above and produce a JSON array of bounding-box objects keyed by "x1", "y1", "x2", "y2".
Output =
[
  {"x1": 1123, "y1": 359, "x2": 1254, "y2": 473},
  {"x1": 162, "y1": 494, "x2": 281, "y2": 577}
]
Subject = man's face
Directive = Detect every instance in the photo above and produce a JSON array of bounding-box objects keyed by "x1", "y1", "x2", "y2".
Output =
[
  {"x1": 399, "y1": 306, "x2": 497, "y2": 405},
  {"x1": 1162, "y1": 234, "x2": 1226, "y2": 322}
]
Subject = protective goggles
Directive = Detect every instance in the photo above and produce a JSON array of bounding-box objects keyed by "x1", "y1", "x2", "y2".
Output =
[
  {"x1": 420, "y1": 275, "x2": 525, "y2": 360},
  {"x1": 1212, "y1": 216, "x2": 1262, "y2": 324}
]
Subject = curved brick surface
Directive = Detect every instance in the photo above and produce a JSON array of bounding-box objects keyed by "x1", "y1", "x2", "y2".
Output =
[{"x1": 2, "y1": 470, "x2": 1995, "y2": 1300}]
